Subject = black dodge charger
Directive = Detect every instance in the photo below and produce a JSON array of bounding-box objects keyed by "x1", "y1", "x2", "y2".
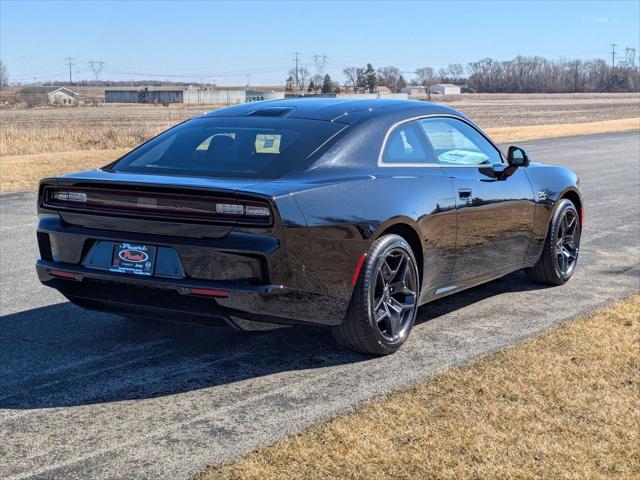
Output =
[{"x1": 36, "y1": 99, "x2": 582, "y2": 355}]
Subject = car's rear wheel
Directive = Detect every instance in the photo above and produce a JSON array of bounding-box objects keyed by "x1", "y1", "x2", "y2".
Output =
[
  {"x1": 526, "y1": 199, "x2": 581, "y2": 285},
  {"x1": 332, "y1": 234, "x2": 419, "y2": 355}
]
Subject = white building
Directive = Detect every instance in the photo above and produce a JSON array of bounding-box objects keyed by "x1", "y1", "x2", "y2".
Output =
[
  {"x1": 430, "y1": 83, "x2": 461, "y2": 95},
  {"x1": 400, "y1": 86, "x2": 428, "y2": 95},
  {"x1": 48, "y1": 87, "x2": 79, "y2": 106}
]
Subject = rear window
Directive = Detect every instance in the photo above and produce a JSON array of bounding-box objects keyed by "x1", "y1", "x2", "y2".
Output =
[{"x1": 111, "y1": 117, "x2": 345, "y2": 179}]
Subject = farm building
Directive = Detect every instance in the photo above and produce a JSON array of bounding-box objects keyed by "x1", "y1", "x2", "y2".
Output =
[
  {"x1": 18, "y1": 86, "x2": 79, "y2": 106},
  {"x1": 400, "y1": 86, "x2": 427, "y2": 95},
  {"x1": 105, "y1": 86, "x2": 248, "y2": 105},
  {"x1": 430, "y1": 83, "x2": 461, "y2": 95},
  {"x1": 183, "y1": 87, "x2": 246, "y2": 104},
  {"x1": 104, "y1": 87, "x2": 184, "y2": 104},
  {"x1": 48, "y1": 87, "x2": 79, "y2": 106}
]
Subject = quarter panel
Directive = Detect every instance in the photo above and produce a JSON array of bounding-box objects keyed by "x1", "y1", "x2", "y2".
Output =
[{"x1": 289, "y1": 170, "x2": 456, "y2": 298}]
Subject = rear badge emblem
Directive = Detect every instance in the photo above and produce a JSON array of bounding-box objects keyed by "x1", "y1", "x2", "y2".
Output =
[{"x1": 118, "y1": 249, "x2": 149, "y2": 263}]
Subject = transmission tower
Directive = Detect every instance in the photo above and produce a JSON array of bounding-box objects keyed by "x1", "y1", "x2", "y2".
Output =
[
  {"x1": 610, "y1": 43, "x2": 617, "y2": 67},
  {"x1": 312, "y1": 54, "x2": 328, "y2": 78},
  {"x1": 624, "y1": 47, "x2": 637, "y2": 68},
  {"x1": 87, "y1": 60, "x2": 106, "y2": 81}
]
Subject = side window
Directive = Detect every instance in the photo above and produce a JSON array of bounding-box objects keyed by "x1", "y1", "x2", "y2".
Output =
[
  {"x1": 381, "y1": 121, "x2": 437, "y2": 164},
  {"x1": 419, "y1": 117, "x2": 502, "y2": 166}
]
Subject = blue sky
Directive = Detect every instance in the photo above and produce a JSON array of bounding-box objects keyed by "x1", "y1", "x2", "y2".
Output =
[{"x1": 1, "y1": 0, "x2": 639, "y2": 85}]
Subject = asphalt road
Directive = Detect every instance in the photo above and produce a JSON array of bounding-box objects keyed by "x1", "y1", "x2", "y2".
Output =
[{"x1": 1, "y1": 132, "x2": 639, "y2": 480}]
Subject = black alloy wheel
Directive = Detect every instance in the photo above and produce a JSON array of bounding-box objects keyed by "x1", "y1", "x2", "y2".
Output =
[
  {"x1": 370, "y1": 248, "x2": 418, "y2": 343},
  {"x1": 332, "y1": 234, "x2": 420, "y2": 355},
  {"x1": 555, "y1": 207, "x2": 580, "y2": 277},
  {"x1": 527, "y1": 199, "x2": 581, "y2": 285}
]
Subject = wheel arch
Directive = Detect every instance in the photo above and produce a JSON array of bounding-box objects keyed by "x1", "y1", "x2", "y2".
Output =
[
  {"x1": 559, "y1": 188, "x2": 583, "y2": 224},
  {"x1": 373, "y1": 219, "x2": 424, "y2": 284}
]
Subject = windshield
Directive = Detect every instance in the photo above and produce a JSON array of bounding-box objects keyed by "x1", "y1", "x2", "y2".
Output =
[{"x1": 111, "y1": 117, "x2": 346, "y2": 179}]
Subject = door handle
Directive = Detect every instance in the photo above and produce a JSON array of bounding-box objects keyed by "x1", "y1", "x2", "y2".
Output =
[{"x1": 458, "y1": 189, "x2": 472, "y2": 201}]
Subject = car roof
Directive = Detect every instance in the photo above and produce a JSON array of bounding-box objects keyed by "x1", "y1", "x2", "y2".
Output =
[{"x1": 201, "y1": 98, "x2": 468, "y2": 125}]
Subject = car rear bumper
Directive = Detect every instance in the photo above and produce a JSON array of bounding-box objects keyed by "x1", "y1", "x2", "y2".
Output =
[{"x1": 36, "y1": 260, "x2": 348, "y2": 326}]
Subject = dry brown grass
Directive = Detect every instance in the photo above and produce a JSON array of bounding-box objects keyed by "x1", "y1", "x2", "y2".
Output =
[
  {"x1": 199, "y1": 296, "x2": 640, "y2": 480},
  {"x1": 0, "y1": 104, "x2": 211, "y2": 156},
  {"x1": 485, "y1": 117, "x2": 640, "y2": 143},
  {"x1": 1, "y1": 117, "x2": 637, "y2": 193},
  {"x1": 1, "y1": 94, "x2": 638, "y2": 193},
  {"x1": 0, "y1": 149, "x2": 128, "y2": 192},
  {"x1": 1, "y1": 93, "x2": 638, "y2": 157}
]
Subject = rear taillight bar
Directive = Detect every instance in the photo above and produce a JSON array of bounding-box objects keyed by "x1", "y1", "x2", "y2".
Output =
[{"x1": 42, "y1": 187, "x2": 272, "y2": 224}]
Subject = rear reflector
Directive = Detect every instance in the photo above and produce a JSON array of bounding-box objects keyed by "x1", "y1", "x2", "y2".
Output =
[
  {"x1": 49, "y1": 269, "x2": 80, "y2": 281},
  {"x1": 580, "y1": 206, "x2": 585, "y2": 225},
  {"x1": 190, "y1": 288, "x2": 230, "y2": 298},
  {"x1": 352, "y1": 254, "x2": 367, "y2": 285}
]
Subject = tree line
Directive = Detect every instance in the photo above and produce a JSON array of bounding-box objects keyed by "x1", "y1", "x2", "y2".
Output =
[
  {"x1": 285, "y1": 54, "x2": 639, "y2": 94},
  {"x1": 466, "y1": 56, "x2": 639, "y2": 93}
]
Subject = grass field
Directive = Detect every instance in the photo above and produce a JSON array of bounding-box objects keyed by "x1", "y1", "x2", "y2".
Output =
[
  {"x1": 198, "y1": 295, "x2": 640, "y2": 480},
  {"x1": 1, "y1": 93, "x2": 638, "y2": 156},
  {"x1": 0, "y1": 93, "x2": 638, "y2": 192}
]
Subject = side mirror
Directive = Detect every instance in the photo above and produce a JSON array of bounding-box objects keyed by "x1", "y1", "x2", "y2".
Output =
[{"x1": 507, "y1": 146, "x2": 529, "y2": 167}]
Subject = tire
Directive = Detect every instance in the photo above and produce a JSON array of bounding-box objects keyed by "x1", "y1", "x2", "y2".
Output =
[
  {"x1": 332, "y1": 234, "x2": 420, "y2": 355},
  {"x1": 526, "y1": 199, "x2": 581, "y2": 286}
]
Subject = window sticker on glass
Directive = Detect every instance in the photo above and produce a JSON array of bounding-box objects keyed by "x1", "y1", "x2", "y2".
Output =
[{"x1": 255, "y1": 134, "x2": 281, "y2": 154}]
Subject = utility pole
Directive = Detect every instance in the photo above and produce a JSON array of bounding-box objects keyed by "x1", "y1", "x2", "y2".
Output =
[
  {"x1": 610, "y1": 43, "x2": 617, "y2": 68},
  {"x1": 74, "y1": 69, "x2": 81, "y2": 95},
  {"x1": 293, "y1": 51, "x2": 301, "y2": 89},
  {"x1": 65, "y1": 57, "x2": 75, "y2": 86}
]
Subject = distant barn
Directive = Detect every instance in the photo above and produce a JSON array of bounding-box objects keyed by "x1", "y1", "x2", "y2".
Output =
[
  {"x1": 48, "y1": 87, "x2": 79, "y2": 106},
  {"x1": 430, "y1": 83, "x2": 461, "y2": 95},
  {"x1": 105, "y1": 86, "x2": 248, "y2": 105}
]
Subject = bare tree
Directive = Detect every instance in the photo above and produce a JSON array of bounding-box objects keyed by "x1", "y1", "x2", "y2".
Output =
[
  {"x1": 0, "y1": 60, "x2": 8, "y2": 92},
  {"x1": 447, "y1": 63, "x2": 464, "y2": 82},
  {"x1": 413, "y1": 67, "x2": 438, "y2": 99},
  {"x1": 310, "y1": 74, "x2": 324, "y2": 93},
  {"x1": 342, "y1": 67, "x2": 359, "y2": 92},
  {"x1": 377, "y1": 66, "x2": 402, "y2": 92},
  {"x1": 288, "y1": 66, "x2": 310, "y2": 91}
]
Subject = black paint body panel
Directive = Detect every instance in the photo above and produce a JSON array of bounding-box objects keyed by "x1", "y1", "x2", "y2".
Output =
[{"x1": 36, "y1": 99, "x2": 582, "y2": 327}]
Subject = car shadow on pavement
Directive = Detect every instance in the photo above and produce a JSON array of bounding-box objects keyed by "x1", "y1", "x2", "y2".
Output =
[{"x1": 1, "y1": 271, "x2": 547, "y2": 410}]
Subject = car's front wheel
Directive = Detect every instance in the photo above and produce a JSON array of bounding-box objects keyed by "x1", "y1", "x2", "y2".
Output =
[
  {"x1": 332, "y1": 234, "x2": 419, "y2": 355},
  {"x1": 526, "y1": 198, "x2": 581, "y2": 285}
]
